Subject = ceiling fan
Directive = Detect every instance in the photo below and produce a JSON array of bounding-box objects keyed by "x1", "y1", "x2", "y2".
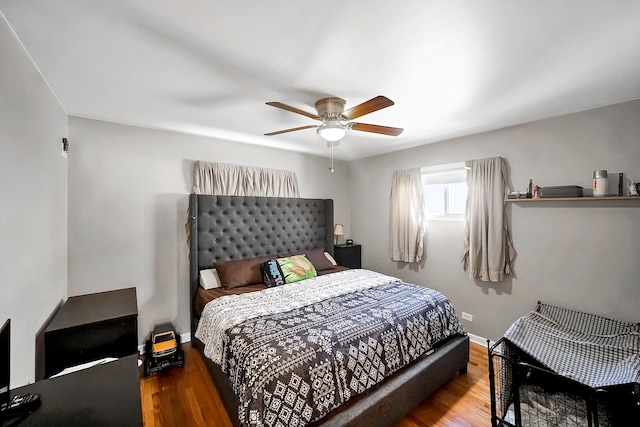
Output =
[{"x1": 264, "y1": 95, "x2": 403, "y2": 142}]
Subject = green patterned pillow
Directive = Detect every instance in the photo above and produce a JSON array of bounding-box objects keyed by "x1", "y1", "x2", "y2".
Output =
[{"x1": 261, "y1": 255, "x2": 317, "y2": 287}]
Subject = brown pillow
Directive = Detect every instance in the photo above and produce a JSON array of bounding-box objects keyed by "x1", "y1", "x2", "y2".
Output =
[
  {"x1": 215, "y1": 255, "x2": 273, "y2": 290},
  {"x1": 279, "y1": 247, "x2": 335, "y2": 272}
]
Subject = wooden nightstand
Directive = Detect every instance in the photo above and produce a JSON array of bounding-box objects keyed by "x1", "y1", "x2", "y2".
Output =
[
  {"x1": 38, "y1": 288, "x2": 138, "y2": 379},
  {"x1": 334, "y1": 244, "x2": 361, "y2": 269}
]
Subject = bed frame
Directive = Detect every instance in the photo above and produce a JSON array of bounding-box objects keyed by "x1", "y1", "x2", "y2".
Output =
[{"x1": 188, "y1": 193, "x2": 469, "y2": 426}]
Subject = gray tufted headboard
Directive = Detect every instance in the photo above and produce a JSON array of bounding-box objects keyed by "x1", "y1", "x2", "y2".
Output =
[{"x1": 188, "y1": 194, "x2": 334, "y2": 338}]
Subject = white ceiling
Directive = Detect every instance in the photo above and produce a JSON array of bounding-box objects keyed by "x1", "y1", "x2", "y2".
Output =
[{"x1": 2, "y1": 1, "x2": 640, "y2": 160}]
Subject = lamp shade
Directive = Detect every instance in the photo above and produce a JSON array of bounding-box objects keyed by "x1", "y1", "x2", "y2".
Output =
[
  {"x1": 317, "y1": 122, "x2": 346, "y2": 142},
  {"x1": 333, "y1": 224, "x2": 344, "y2": 236}
]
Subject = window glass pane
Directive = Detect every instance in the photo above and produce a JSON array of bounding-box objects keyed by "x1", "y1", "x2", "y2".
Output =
[
  {"x1": 424, "y1": 184, "x2": 445, "y2": 215},
  {"x1": 448, "y1": 182, "x2": 467, "y2": 215}
]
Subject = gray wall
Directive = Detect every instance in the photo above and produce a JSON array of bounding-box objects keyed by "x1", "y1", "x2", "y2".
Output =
[
  {"x1": 4, "y1": 3, "x2": 640, "y2": 382},
  {"x1": 0, "y1": 14, "x2": 68, "y2": 386},
  {"x1": 350, "y1": 99, "x2": 640, "y2": 341},
  {"x1": 67, "y1": 117, "x2": 351, "y2": 344}
]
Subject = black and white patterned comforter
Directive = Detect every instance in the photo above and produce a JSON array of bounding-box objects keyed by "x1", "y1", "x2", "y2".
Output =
[{"x1": 195, "y1": 269, "x2": 465, "y2": 427}]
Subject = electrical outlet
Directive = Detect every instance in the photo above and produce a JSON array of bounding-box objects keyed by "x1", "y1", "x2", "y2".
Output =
[{"x1": 461, "y1": 312, "x2": 473, "y2": 322}]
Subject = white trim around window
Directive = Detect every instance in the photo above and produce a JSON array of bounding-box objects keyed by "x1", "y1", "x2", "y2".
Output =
[{"x1": 421, "y1": 162, "x2": 468, "y2": 221}]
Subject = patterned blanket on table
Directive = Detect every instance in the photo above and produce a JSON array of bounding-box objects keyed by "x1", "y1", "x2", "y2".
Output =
[
  {"x1": 504, "y1": 303, "x2": 640, "y2": 388},
  {"x1": 195, "y1": 269, "x2": 466, "y2": 427},
  {"x1": 498, "y1": 302, "x2": 640, "y2": 416}
]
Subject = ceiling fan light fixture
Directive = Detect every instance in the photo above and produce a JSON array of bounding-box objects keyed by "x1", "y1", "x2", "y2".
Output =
[
  {"x1": 265, "y1": 95, "x2": 402, "y2": 140},
  {"x1": 317, "y1": 122, "x2": 346, "y2": 142}
]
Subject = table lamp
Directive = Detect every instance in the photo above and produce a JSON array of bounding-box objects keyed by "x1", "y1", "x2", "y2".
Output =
[{"x1": 333, "y1": 224, "x2": 344, "y2": 245}]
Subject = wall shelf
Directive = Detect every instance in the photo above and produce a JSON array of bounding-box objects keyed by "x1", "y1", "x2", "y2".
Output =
[{"x1": 506, "y1": 196, "x2": 640, "y2": 202}]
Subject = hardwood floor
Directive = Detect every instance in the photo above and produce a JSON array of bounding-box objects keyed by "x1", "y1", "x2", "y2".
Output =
[
  {"x1": 140, "y1": 341, "x2": 492, "y2": 427},
  {"x1": 396, "y1": 342, "x2": 492, "y2": 427}
]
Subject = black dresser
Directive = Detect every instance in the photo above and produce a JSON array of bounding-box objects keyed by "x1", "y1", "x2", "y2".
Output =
[
  {"x1": 12, "y1": 354, "x2": 142, "y2": 426},
  {"x1": 38, "y1": 288, "x2": 138, "y2": 379},
  {"x1": 334, "y1": 244, "x2": 362, "y2": 269}
]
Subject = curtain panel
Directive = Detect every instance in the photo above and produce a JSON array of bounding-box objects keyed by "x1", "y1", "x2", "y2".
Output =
[
  {"x1": 187, "y1": 161, "x2": 300, "y2": 246},
  {"x1": 389, "y1": 168, "x2": 426, "y2": 263},
  {"x1": 192, "y1": 161, "x2": 300, "y2": 197},
  {"x1": 461, "y1": 156, "x2": 515, "y2": 282}
]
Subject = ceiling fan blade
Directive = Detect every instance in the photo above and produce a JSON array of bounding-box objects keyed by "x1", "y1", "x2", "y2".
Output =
[
  {"x1": 350, "y1": 122, "x2": 404, "y2": 136},
  {"x1": 342, "y1": 96, "x2": 395, "y2": 120},
  {"x1": 266, "y1": 102, "x2": 320, "y2": 120},
  {"x1": 264, "y1": 125, "x2": 318, "y2": 136}
]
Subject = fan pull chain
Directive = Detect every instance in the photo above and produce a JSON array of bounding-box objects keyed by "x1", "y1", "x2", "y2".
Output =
[{"x1": 329, "y1": 142, "x2": 335, "y2": 173}]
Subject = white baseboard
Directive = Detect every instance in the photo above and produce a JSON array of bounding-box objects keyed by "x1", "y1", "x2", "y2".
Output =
[
  {"x1": 467, "y1": 332, "x2": 494, "y2": 348},
  {"x1": 181, "y1": 332, "x2": 192, "y2": 344}
]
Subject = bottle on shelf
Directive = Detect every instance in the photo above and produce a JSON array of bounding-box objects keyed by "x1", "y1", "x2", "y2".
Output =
[
  {"x1": 526, "y1": 179, "x2": 533, "y2": 198},
  {"x1": 593, "y1": 170, "x2": 607, "y2": 197}
]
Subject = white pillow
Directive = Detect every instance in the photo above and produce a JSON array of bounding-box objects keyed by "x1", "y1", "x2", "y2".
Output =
[
  {"x1": 199, "y1": 268, "x2": 222, "y2": 290},
  {"x1": 324, "y1": 251, "x2": 338, "y2": 266}
]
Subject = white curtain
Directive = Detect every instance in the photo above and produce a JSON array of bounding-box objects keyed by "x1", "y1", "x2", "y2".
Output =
[
  {"x1": 192, "y1": 161, "x2": 300, "y2": 197},
  {"x1": 461, "y1": 156, "x2": 515, "y2": 282},
  {"x1": 389, "y1": 168, "x2": 425, "y2": 263}
]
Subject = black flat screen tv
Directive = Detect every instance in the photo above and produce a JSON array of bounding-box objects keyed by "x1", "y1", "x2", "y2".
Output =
[{"x1": 0, "y1": 319, "x2": 9, "y2": 410}]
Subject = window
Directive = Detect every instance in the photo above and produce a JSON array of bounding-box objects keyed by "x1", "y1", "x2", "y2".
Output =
[{"x1": 421, "y1": 163, "x2": 468, "y2": 220}]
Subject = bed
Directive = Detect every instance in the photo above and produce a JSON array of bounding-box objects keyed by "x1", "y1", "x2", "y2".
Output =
[{"x1": 188, "y1": 194, "x2": 469, "y2": 427}]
